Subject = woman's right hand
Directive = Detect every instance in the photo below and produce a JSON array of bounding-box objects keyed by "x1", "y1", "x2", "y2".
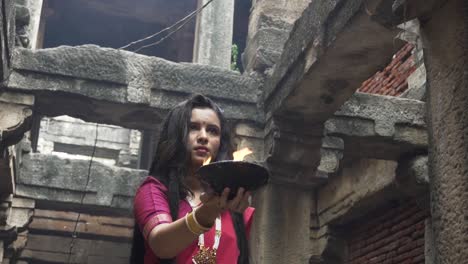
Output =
[
  {"x1": 195, "y1": 187, "x2": 230, "y2": 227},
  {"x1": 195, "y1": 187, "x2": 251, "y2": 228}
]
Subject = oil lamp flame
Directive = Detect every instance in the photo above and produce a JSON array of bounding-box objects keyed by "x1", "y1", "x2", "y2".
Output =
[
  {"x1": 233, "y1": 147, "x2": 253, "y2": 161},
  {"x1": 203, "y1": 156, "x2": 212, "y2": 166}
]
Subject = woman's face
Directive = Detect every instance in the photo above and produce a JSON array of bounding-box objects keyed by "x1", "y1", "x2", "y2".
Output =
[{"x1": 187, "y1": 107, "x2": 221, "y2": 170}]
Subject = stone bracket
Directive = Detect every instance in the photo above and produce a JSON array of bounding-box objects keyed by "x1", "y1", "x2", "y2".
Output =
[
  {"x1": 264, "y1": 116, "x2": 326, "y2": 188},
  {"x1": 316, "y1": 136, "x2": 344, "y2": 179},
  {"x1": 0, "y1": 92, "x2": 34, "y2": 151}
]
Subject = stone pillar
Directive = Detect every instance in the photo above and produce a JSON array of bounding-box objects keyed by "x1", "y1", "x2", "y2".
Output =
[
  {"x1": 234, "y1": 121, "x2": 317, "y2": 264},
  {"x1": 23, "y1": 0, "x2": 43, "y2": 49},
  {"x1": 251, "y1": 183, "x2": 314, "y2": 264},
  {"x1": 1, "y1": 0, "x2": 15, "y2": 81},
  {"x1": 14, "y1": 0, "x2": 43, "y2": 49},
  {"x1": 192, "y1": 0, "x2": 234, "y2": 69},
  {"x1": 243, "y1": 0, "x2": 311, "y2": 75},
  {"x1": 425, "y1": 218, "x2": 436, "y2": 264},
  {"x1": 421, "y1": 0, "x2": 468, "y2": 262}
]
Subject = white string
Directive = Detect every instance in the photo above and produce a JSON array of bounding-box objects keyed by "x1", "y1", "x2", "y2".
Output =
[
  {"x1": 198, "y1": 217, "x2": 221, "y2": 250},
  {"x1": 119, "y1": 0, "x2": 215, "y2": 51}
]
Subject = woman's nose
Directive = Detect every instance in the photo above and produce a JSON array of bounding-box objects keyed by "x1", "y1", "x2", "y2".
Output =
[{"x1": 197, "y1": 129, "x2": 208, "y2": 143}]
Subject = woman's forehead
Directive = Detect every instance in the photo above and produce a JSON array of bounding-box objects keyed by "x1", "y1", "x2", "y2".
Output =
[{"x1": 190, "y1": 108, "x2": 220, "y2": 126}]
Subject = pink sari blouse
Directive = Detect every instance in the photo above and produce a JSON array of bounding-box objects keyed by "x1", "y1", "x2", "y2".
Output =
[{"x1": 134, "y1": 176, "x2": 255, "y2": 264}]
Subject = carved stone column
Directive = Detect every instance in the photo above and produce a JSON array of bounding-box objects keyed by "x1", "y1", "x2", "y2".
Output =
[{"x1": 244, "y1": 116, "x2": 324, "y2": 264}]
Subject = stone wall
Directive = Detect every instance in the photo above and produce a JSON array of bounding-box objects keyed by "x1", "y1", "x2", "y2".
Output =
[
  {"x1": 37, "y1": 116, "x2": 141, "y2": 168},
  {"x1": 345, "y1": 200, "x2": 427, "y2": 264},
  {"x1": 15, "y1": 209, "x2": 133, "y2": 263}
]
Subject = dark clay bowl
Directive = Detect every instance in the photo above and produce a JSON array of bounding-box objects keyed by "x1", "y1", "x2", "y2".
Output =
[{"x1": 196, "y1": 161, "x2": 270, "y2": 200}]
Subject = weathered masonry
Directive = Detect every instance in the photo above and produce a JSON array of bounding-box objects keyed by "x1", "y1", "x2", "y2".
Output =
[{"x1": 1, "y1": 0, "x2": 466, "y2": 263}]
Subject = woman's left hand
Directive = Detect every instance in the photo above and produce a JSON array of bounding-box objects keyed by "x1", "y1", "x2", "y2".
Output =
[{"x1": 226, "y1": 187, "x2": 251, "y2": 213}]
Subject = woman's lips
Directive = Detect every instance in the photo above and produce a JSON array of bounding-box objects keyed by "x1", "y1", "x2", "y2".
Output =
[{"x1": 194, "y1": 147, "x2": 209, "y2": 155}]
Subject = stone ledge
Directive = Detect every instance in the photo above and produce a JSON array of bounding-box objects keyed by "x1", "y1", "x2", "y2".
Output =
[
  {"x1": 325, "y1": 93, "x2": 427, "y2": 160},
  {"x1": 11, "y1": 46, "x2": 258, "y2": 103},
  {"x1": 6, "y1": 46, "x2": 263, "y2": 129},
  {"x1": 16, "y1": 152, "x2": 148, "y2": 209}
]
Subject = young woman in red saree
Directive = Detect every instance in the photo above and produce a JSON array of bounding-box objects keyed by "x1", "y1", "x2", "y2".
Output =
[{"x1": 131, "y1": 94, "x2": 254, "y2": 264}]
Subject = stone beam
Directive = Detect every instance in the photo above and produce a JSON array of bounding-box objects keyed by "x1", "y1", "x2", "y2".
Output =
[
  {"x1": 263, "y1": 0, "x2": 403, "y2": 123},
  {"x1": 5, "y1": 46, "x2": 262, "y2": 130},
  {"x1": 367, "y1": 0, "x2": 447, "y2": 27},
  {"x1": 0, "y1": 0, "x2": 15, "y2": 81},
  {"x1": 325, "y1": 93, "x2": 427, "y2": 160},
  {"x1": 16, "y1": 151, "x2": 147, "y2": 210}
]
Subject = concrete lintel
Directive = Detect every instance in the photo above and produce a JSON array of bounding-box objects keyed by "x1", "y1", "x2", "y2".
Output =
[
  {"x1": 325, "y1": 93, "x2": 427, "y2": 160},
  {"x1": 264, "y1": 0, "x2": 404, "y2": 123},
  {"x1": 6, "y1": 46, "x2": 262, "y2": 129},
  {"x1": 16, "y1": 152, "x2": 148, "y2": 209}
]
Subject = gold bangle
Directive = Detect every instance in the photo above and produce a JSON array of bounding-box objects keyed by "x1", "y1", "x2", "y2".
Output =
[
  {"x1": 193, "y1": 208, "x2": 212, "y2": 231},
  {"x1": 185, "y1": 212, "x2": 204, "y2": 235}
]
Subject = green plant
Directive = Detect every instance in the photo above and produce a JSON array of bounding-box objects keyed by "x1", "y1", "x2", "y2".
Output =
[{"x1": 231, "y1": 43, "x2": 240, "y2": 72}]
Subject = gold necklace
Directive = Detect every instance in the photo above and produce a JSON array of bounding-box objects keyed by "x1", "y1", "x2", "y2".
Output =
[{"x1": 192, "y1": 216, "x2": 221, "y2": 264}]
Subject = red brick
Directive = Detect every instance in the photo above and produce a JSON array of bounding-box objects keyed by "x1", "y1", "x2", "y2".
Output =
[{"x1": 345, "y1": 200, "x2": 426, "y2": 264}]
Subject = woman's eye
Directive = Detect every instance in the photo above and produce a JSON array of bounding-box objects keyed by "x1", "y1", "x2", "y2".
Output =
[
  {"x1": 189, "y1": 123, "x2": 199, "y2": 130},
  {"x1": 208, "y1": 127, "x2": 220, "y2": 135}
]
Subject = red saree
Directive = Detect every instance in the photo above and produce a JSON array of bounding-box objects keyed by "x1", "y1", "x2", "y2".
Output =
[{"x1": 134, "y1": 177, "x2": 255, "y2": 264}]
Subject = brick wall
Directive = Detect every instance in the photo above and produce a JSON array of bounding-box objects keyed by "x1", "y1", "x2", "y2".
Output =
[
  {"x1": 345, "y1": 200, "x2": 428, "y2": 264},
  {"x1": 17, "y1": 209, "x2": 133, "y2": 264},
  {"x1": 358, "y1": 43, "x2": 416, "y2": 96}
]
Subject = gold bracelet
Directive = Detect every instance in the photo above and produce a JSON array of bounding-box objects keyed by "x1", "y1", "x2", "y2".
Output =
[
  {"x1": 193, "y1": 208, "x2": 212, "y2": 231},
  {"x1": 185, "y1": 212, "x2": 204, "y2": 236}
]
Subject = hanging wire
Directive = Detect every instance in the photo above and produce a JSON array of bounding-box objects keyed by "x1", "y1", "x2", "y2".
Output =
[
  {"x1": 119, "y1": 0, "x2": 215, "y2": 51},
  {"x1": 67, "y1": 123, "x2": 99, "y2": 263}
]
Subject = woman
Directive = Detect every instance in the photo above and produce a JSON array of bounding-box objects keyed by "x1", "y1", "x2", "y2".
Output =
[{"x1": 131, "y1": 94, "x2": 254, "y2": 264}]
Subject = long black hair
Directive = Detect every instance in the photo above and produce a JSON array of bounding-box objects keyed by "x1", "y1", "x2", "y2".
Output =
[{"x1": 130, "y1": 94, "x2": 249, "y2": 264}]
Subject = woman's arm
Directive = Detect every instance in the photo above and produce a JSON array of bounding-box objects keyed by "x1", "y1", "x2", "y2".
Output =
[{"x1": 146, "y1": 187, "x2": 251, "y2": 259}]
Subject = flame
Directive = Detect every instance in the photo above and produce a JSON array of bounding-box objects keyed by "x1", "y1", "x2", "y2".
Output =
[
  {"x1": 203, "y1": 156, "x2": 212, "y2": 166},
  {"x1": 233, "y1": 147, "x2": 253, "y2": 161}
]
